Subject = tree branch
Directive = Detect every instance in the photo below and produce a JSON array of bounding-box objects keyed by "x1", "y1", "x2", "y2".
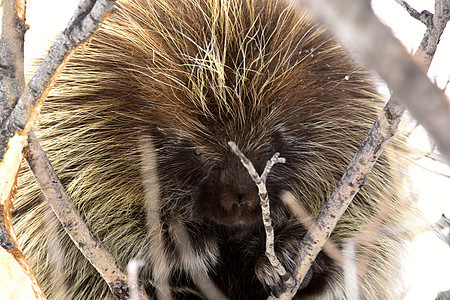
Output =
[
  {"x1": 0, "y1": 1, "x2": 46, "y2": 299},
  {"x1": 414, "y1": 0, "x2": 450, "y2": 69},
  {"x1": 1, "y1": 0, "x2": 116, "y2": 146},
  {"x1": 1, "y1": 0, "x2": 122, "y2": 298},
  {"x1": 26, "y1": 131, "x2": 147, "y2": 299},
  {"x1": 126, "y1": 259, "x2": 145, "y2": 300},
  {"x1": 170, "y1": 219, "x2": 228, "y2": 300},
  {"x1": 277, "y1": 0, "x2": 450, "y2": 298},
  {"x1": 394, "y1": 0, "x2": 433, "y2": 26},
  {"x1": 0, "y1": 0, "x2": 27, "y2": 126},
  {"x1": 293, "y1": 0, "x2": 450, "y2": 165}
]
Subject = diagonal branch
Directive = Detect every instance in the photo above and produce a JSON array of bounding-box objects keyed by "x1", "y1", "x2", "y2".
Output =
[
  {"x1": 276, "y1": 0, "x2": 450, "y2": 298},
  {"x1": 293, "y1": 0, "x2": 450, "y2": 165},
  {"x1": 0, "y1": 1, "x2": 45, "y2": 299},
  {"x1": 1, "y1": 0, "x2": 127, "y2": 299},
  {"x1": 1, "y1": 0, "x2": 117, "y2": 145},
  {"x1": 26, "y1": 131, "x2": 148, "y2": 299},
  {"x1": 414, "y1": 0, "x2": 450, "y2": 69}
]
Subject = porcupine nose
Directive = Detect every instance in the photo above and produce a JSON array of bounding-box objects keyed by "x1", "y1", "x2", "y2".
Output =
[
  {"x1": 218, "y1": 157, "x2": 259, "y2": 216},
  {"x1": 231, "y1": 194, "x2": 249, "y2": 215},
  {"x1": 218, "y1": 179, "x2": 259, "y2": 215}
]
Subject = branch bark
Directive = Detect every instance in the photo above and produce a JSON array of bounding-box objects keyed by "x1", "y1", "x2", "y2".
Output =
[
  {"x1": 26, "y1": 132, "x2": 140, "y2": 299},
  {"x1": 1, "y1": 0, "x2": 123, "y2": 299},
  {"x1": 394, "y1": 0, "x2": 433, "y2": 26},
  {"x1": 293, "y1": 0, "x2": 450, "y2": 165},
  {"x1": 278, "y1": 0, "x2": 450, "y2": 298},
  {"x1": 0, "y1": 1, "x2": 45, "y2": 299},
  {"x1": 1, "y1": 0, "x2": 117, "y2": 146},
  {"x1": 413, "y1": 0, "x2": 450, "y2": 70}
]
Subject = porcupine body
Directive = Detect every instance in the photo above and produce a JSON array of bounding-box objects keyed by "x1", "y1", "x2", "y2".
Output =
[{"x1": 14, "y1": 0, "x2": 416, "y2": 299}]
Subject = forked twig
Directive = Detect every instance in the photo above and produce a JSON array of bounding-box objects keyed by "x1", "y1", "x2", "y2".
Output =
[{"x1": 227, "y1": 142, "x2": 294, "y2": 292}]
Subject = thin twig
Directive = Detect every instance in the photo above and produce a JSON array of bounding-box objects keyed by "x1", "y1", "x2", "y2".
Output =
[
  {"x1": 227, "y1": 142, "x2": 294, "y2": 292},
  {"x1": 280, "y1": 192, "x2": 344, "y2": 268},
  {"x1": 1, "y1": 0, "x2": 116, "y2": 154},
  {"x1": 394, "y1": 0, "x2": 433, "y2": 26},
  {"x1": 414, "y1": 0, "x2": 450, "y2": 69},
  {"x1": 26, "y1": 131, "x2": 143, "y2": 300},
  {"x1": 1, "y1": 0, "x2": 121, "y2": 298},
  {"x1": 139, "y1": 137, "x2": 171, "y2": 300},
  {"x1": 127, "y1": 259, "x2": 145, "y2": 300},
  {"x1": 170, "y1": 219, "x2": 228, "y2": 300},
  {"x1": 342, "y1": 241, "x2": 359, "y2": 300},
  {"x1": 285, "y1": 98, "x2": 404, "y2": 298}
]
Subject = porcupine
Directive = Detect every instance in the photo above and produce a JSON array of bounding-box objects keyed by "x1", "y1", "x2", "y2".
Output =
[{"x1": 14, "y1": 0, "x2": 417, "y2": 299}]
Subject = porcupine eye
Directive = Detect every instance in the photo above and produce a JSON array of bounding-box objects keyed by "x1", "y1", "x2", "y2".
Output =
[
  {"x1": 268, "y1": 142, "x2": 275, "y2": 154},
  {"x1": 269, "y1": 131, "x2": 283, "y2": 155},
  {"x1": 192, "y1": 148, "x2": 202, "y2": 158}
]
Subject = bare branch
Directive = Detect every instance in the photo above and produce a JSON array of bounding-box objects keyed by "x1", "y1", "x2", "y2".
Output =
[
  {"x1": 1, "y1": 0, "x2": 116, "y2": 159},
  {"x1": 342, "y1": 241, "x2": 359, "y2": 300},
  {"x1": 414, "y1": 0, "x2": 450, "y2": 69},
  {"x1": 280, "y1": 192, "x2": 344, "y2": 268},
  {"x1": 280, "y1": 0, "x2": 450, "y2": 296},
  {"x1": 0, "y1": 1, "x2": 46, "y2": 298},
  {"x1": 394, "y1": 0, "x2": 433, "y2": 26},
  {"x1": 25, "y1": 131, "x2": 140, "y2": 300},
  {"x1": 286, "y1": 99, "x2": 404, "y2": 297},
  {"x1": 140, "y1": 138, "x2": 172, "y2": 300},
  {"x1": 227, "y1": 142, "x2": 294, "y2": 293},
  {"x1": 293, "y1": 0, "x2": 450, "y2": 166},
  {"x1": 0, "y1": 0, "x2": 27, "y2": 123},
  {"x1": 437, "y1": 290, "x2": 450, "y2": 300},
  {"x1": 1, "y1": 1, "x2": 119, "y2": 298}
]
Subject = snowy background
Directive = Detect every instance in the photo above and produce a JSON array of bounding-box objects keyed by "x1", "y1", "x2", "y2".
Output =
[{"x1": 22, "y1": 0, "x2": 450, "y2": 299}]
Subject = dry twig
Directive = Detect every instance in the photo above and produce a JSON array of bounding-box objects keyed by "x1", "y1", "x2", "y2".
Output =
[
  {"x1": 1, "y1": 0, "x2": 117, "y2": 152},
  {"x1": 411, "y1": 0, "x2": 450, "y2": 70},
  {"x1": 280, "y1": 192, "x2": 344, "y2": 268},
  {"x1": 394, "y1": 0, "x2": 433, "y2": 26},
  {"x1": 170, "y1": 219, "x2": 228, "y2": 300},
  {"x1": 139, "y1": 138, "x2": 171, "y2": 300},
  {"x1": 127, "y1": 259, "x2": 145, "y2": 300},
  {"x1": 227, "y1": 142, "x2": 294, "y2": 293},
  {"x1": 0, "y1": 0, "x2": 127, "y2": 298}
]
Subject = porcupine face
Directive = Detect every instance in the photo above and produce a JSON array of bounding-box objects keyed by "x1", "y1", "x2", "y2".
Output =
[{"x1": 151, "y1": 124, "x2": 289, "y2": 226}]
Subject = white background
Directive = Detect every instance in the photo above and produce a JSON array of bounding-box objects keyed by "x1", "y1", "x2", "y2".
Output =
[{"x1": 21, "y1": 0, "x2": 450, "y2": 299}]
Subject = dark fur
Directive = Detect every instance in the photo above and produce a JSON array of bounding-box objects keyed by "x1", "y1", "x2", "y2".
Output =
[{"x1": 14, "y1": 0, "x2": 416, "y2": 299}]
